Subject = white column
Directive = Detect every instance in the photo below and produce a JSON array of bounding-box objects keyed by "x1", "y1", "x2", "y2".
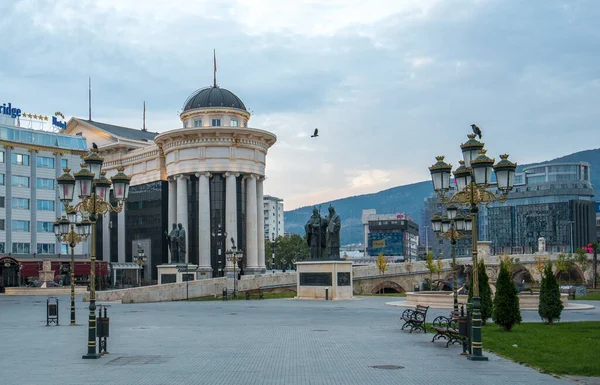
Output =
[
  {"x1": 102, "y1": 214, "x2": 111, "y2": 262},
  {"x1": 256, "y1": 176, "x2": 266, "y2": 270},
  {"x1": 198, "y1": 172, "x2": 212, "y2": 273},
  {"x1": 167, "y1": 177, "x2": 177, "y2": 263},
  {"x1": 118, "y1": 208, "x2": 126, "y2": 263},
  {"x1": 245, "y1": 174, "x2": 258, "y2": 272},
  {"x1": 176, "y1": 174, "x2": 189, "y2": 263}
]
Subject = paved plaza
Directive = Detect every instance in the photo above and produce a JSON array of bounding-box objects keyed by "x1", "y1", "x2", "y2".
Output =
[{"x1": 0, "y1": 295, "x2": 598, "y2": 385}]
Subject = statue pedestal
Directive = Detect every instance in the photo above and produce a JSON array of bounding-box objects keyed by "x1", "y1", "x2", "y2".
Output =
[
  {"x1": 38, "y1": 260, "x2": 55, "y2": 288},
  {"x1": 157, "y1": 264, "x2": 199, "y2": 285},
  {"x1": 295, "y1": 261, "x2": 353, "y2": 300}
]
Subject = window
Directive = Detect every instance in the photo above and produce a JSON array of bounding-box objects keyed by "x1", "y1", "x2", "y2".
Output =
[
  {"x1": 12, "y1": 220, "x2": 30, "y2": 232},
  {"x1": 0, "y1": 173, "x2": 4, "y2": 185},
  {"x1": 0, "y1": 151, "x2": 4, "y2": 163},
  {"x1": 0, "y1": 196, "x2": 4, "y2": 207},
  {"x1": 60, "y1": 244, "x2": 69, "y2": 254},
  {"x1": 230, "y1": 119, "x2": 238, "y2": 127},
  {"x1": 211, "y1": 119, "x2": 221, "y2": 127},
  {"x1": 0, "y1": 219, "x2": 4, "y2": 231},
  {"x1": 12, "y1": 198, "x2": 30, "y2": 209},
  {"x1": 0, "y1": 242, "x2": 4, "y2": 253},
  {"x1": 37, "y1": 221, "x2": 55, "y2": 232},
  {"x1": 37, "y1": 243, "x2": 55, "y2": 254},
  {"x1": 194, "y1": 119, "x2": 202, "y2": 127},
  {"x1": 37, "y1": 200, "x2": 55, "y2": 211},
  {"x1": 12, "y1": 175, "x2": 30, "y2": 187},
  {"x1": 11, "y1": 153, "x2": 30, "y2": 166},
  {"x1": 36, "y1": 156, "x2": 55, "y2": 168},
  {"x1": 12, "y1": 243, "x2": 30, "y2": 254},
  {"x1": 36, "y1": 178, "x2": 55, "y2": 190},
  {"x1": 61, "y1": 159, "x2": 68, "y2": 169}
]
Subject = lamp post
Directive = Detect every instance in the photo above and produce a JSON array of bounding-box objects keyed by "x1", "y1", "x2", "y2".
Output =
[
  {"x1": 431, "y1": 208, "x2": 472, "y2": 311},
  {"x1": 211, "y1": 224, "x2": 227, "y2": 277},
  {"x1": 135, "y1": 243, "x2": 147, "y2": 287},
  {"x1": 225, "y1": 237, "x2": 243, "y2": 297},
  {"x1": 57, "y1": 149, "x2": 131, "y2": 360},
  {"x1": 54, "y1": 212, "x2": 91, "y2": 326},
  {"x1": 271, "y1": 233, "x2": 276, "y2": 273},
  {"x1": 429, "y1": 130, "x2": 516, "y2": 361}
]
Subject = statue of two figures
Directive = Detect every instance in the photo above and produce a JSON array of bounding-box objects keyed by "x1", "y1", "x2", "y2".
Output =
[
  {"x1": 165, "y1": 223, "x2": 186, "y2": 264},
  {"x1": 305, "y1": 205, "x2": 341, "y2": 260}
]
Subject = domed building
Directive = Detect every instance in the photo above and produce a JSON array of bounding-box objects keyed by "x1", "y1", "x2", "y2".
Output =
[{"x1": 66, "y1": 84, "x2": 277, "y2": 283}]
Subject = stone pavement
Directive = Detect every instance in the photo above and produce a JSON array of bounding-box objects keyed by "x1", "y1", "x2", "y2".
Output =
[{"x1": 0, "y1": 295, "x2": 598, "y2": 385}]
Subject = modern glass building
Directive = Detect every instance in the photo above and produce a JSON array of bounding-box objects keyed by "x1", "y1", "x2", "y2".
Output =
[{"x1": 362, "y1": 210, "x2": 419, "y2": 259}]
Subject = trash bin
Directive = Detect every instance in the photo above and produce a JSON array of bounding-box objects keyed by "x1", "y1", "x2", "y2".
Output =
[{"x1": 222, "y1": 287, "x2": 228, "y2": 301}]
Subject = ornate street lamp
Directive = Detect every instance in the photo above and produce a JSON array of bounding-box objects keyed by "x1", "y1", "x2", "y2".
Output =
[
  {"x1": 135, "y1": 244, "x2": 147, "y2": 287},
  {"x1": 211, "y1": 224, "x2": 227, "y2": 277},
  {"x1": 57, "y1": 148, "x2": 130, "y2": 359},
  {"x1": 429, "y1": 129, "x2": 516, "y2": 361},
  {"x1": 225, "y1": 238, "x2": 243, "y2": 298},
  {"x1": 55, "y1": 214, "x2": 91, "y2": 326},
  {"x1": 431, "y1": 209, "x2": 471, "y2": 312}
]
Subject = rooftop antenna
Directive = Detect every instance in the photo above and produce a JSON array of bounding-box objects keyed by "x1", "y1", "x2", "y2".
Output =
[
  {"x1": 142, "y1": 101, "x2": 147, "y2": 131},
  {"x1": 88, "y1": 76, "x2": 92, "y2": 121},
  {"x1": 213, "y1": 49, "x2": 217, "y2": 88}
]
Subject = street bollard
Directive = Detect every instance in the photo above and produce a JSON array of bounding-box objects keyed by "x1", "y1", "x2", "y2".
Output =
[
  {"x1": 97, "y1": 305, "x2": 110, "y2": 355},
  {"x1": 458, "y1": 304, "x2": 469, "y2": 356},
  {"x1": 46, "y1": 297, "x2": 59, "y2": 326},
  {"x1": 325, "y1": 287, "x2": 329, "y2": 301},
  {"x1": 222, "y1": 287, "x2": 228, "y2": 301}
]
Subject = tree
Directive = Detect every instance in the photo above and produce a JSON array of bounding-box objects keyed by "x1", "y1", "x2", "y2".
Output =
[
  {"x1": 533, "y1": 255, "x2": 548, "y2": 282},
  {"x1": 376, "y1": 253, "x2": 389, "y2": 294},
  {"x1": 492, "y1": 259, "x2": 522, "y2": 331},
  {"x1": 277, "y1": 234, "x2": 309, "y2": 270},
  {"x1": 425, "y1": 252, "x2": 436, "y2": 284},
  {"x1": 468, "y1": 260, "x2": 493, "y2": 325},
  {"x1": 435, "y1": 257, "x2": 444, "y2": 281},
  {"x1": 556, "y1": 253, "x2": 574, "y2": 285},
  {"x1": 538, "y1": 262, "x2": 563, "y2": 325},
  {"x1": 573, "y1": 248, "x2": 590, "y2": 284}
]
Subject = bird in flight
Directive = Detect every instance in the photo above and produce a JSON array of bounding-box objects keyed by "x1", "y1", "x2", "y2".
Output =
[
  {"x1": 310, "y1": 128, "x2": 319, "y2": 138},
  {"x1": 471, "y1": 124, "x2": 482, "y2": 139}
]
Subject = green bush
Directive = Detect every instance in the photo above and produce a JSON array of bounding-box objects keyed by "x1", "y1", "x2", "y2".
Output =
[
  {"x1": 538, "y1": 262, "x2": 563, "y2": 325},
  {"x1": 468, "y1": 260, "x2": 493, "y2": 325},
  {"x1": 492, "y1": 260, "x2": 522, "y2": 331}
]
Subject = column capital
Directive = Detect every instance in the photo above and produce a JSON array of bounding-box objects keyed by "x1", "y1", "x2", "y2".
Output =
[
  {"x1": 256, "y1": 175, "x2": 266, "y2": 182},
  {"x1": 177, "y1": 174, "x2": 189, "y2": 180},
  {"x1": 245, "y1": 173, "x2": 257, "y2": 180}
]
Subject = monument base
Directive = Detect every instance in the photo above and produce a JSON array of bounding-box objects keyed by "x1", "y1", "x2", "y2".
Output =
[
  {"x1": 295, "y1": 261, "x2": 353, "y2": 300},
  {"x1": 157, "y1": 264, "x2": 199, "y2": 284}
]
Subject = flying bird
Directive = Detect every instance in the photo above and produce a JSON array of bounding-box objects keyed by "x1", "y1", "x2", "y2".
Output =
[
  {"x1": 310, "y1": 128, "x2": 319, "y2": 138},
  {"x1": 471, "y1": 124, "x2": 482, "y2": 139},
  {"x1": 92, "y1": 142, "x2": 98, "y2": 150}
]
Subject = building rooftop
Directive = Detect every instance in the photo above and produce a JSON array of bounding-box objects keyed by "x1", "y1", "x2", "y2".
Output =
[
  {"x1": 182, "y1": 86, "x2": 247, "y2": 112},
  {"x1": 81, "y1": 119, "x2": 158, "y2": 142}
]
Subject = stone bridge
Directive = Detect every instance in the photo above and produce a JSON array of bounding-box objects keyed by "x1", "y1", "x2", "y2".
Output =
[{"x1": 86, "y1": 252, "x2": 592, "y2": 303}]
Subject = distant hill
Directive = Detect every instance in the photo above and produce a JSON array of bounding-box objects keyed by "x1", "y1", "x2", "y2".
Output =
[{"x1": 284, "y1": 148, "x2": 600, "y2": 245}]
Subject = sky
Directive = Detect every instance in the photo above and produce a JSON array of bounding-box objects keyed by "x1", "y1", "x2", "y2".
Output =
[{"x1": 1, "y1": 0, "x2": 599, "y2": 210}]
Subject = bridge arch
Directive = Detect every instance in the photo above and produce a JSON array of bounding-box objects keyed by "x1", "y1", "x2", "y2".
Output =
[
  {"x1": 371, "y1": 281, "x2": 406, "y2": 294},
  {"x1": 555, "y1": 265, "x2": 586, "y2": 283},
  {"x1": 511, "y1": 265, "x2": 534, "y2": 284}
]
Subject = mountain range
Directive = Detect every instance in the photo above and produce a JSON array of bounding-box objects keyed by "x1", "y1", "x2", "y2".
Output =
[{"x1": 284, "y1": 148, "x2": 600, "y2": 245}]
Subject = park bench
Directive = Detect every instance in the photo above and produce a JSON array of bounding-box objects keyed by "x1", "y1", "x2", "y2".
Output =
[
  {"x1": 245, "y1": 288, "x2": 264, "y2": 300},
  {"x1": 430, "y1": 310, "x2": 463, "y2": 348},
  {"x1": 400, "y1": 304, "x2": 429, "y2": 333}
]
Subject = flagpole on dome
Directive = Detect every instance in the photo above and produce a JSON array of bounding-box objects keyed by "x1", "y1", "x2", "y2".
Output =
[{"x1": 213, "y1": 49, "x2": 217, "y2": 88}]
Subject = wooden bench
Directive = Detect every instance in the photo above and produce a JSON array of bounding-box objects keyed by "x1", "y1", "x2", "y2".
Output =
[
  {"x1": 430, "y1": 310, "x2": 463, "y2": 348},
  {"x1": 400, "y1": 305, "x2": 429, "y2": 333},
  {"x1": 245, "y1": 288, "x2": 264, "y2": 300}
]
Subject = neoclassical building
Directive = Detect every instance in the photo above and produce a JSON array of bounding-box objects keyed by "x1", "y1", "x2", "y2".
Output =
[{"x1": 65, "y1": 86, "x2": 277, "y2": 280}]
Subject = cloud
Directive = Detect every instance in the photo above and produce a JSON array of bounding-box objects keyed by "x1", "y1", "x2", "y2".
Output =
[{"x1": 2, "y1": 0, "x2": 600, "y2": 210}]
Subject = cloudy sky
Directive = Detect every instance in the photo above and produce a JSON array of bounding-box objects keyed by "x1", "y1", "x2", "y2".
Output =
[{"x1": 2, "y1": 0, "x2": 599, "y2": 209}]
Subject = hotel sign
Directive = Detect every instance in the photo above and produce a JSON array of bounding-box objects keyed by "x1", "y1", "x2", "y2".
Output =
[{"x1": 1, "y1": 102, "x2": 22, "y2": 118}]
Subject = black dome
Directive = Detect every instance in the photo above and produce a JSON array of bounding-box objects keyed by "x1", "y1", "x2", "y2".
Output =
[{"x1": 183, "y1": 87, "x2": 247, "y2": 112}]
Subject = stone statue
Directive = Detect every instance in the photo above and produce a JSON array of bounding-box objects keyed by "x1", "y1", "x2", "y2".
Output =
[
  {"x1": 165, "y1": 223, "x2": 179, "y2": 263},
  {"x1": 305, "y1": 207, "x2": 326, "y2": 260},
  {"x1": 177, "y1": 223, "x2": 186, "y2": 262},
  {"x1": 324, "y1": 205, "x2": 341, "y2": 259}
]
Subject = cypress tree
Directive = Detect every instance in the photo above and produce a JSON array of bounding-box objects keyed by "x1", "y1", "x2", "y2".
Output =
[
  {"x1": 492, "y1": 260, "x2": 522, "y2": 331},
  {"x1": 468, "y1": 260, "x2": 493, "y2": 325},
  {"x1": 538, "y1": 262, "x2": 563, "y2": 325}
]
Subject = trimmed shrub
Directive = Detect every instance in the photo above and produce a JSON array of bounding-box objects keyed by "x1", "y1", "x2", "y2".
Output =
[
  {"x1": 468, "y1": 260, "x2": 493, "y2": 325},
  {"x1": 492, "y1": 260, "x2": 522, "y2": 331},
  {"x1": 538, "y1": 262, "x2": 563, "y2": 325}
]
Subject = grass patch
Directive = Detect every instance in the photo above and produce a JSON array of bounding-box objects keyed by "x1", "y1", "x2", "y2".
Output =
[
  {"x1": 358, "y1": 292, "x2": 407, "y2": 297},
  {"x1": 575, "y1": 293, "x2": 600, "y2": 301},
  {"x1": 188, "y1": 292, "x2": 296, "y2": 301},
  {"x1": 482, "y1": 321, "x2": 600, "y2": 376}
]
